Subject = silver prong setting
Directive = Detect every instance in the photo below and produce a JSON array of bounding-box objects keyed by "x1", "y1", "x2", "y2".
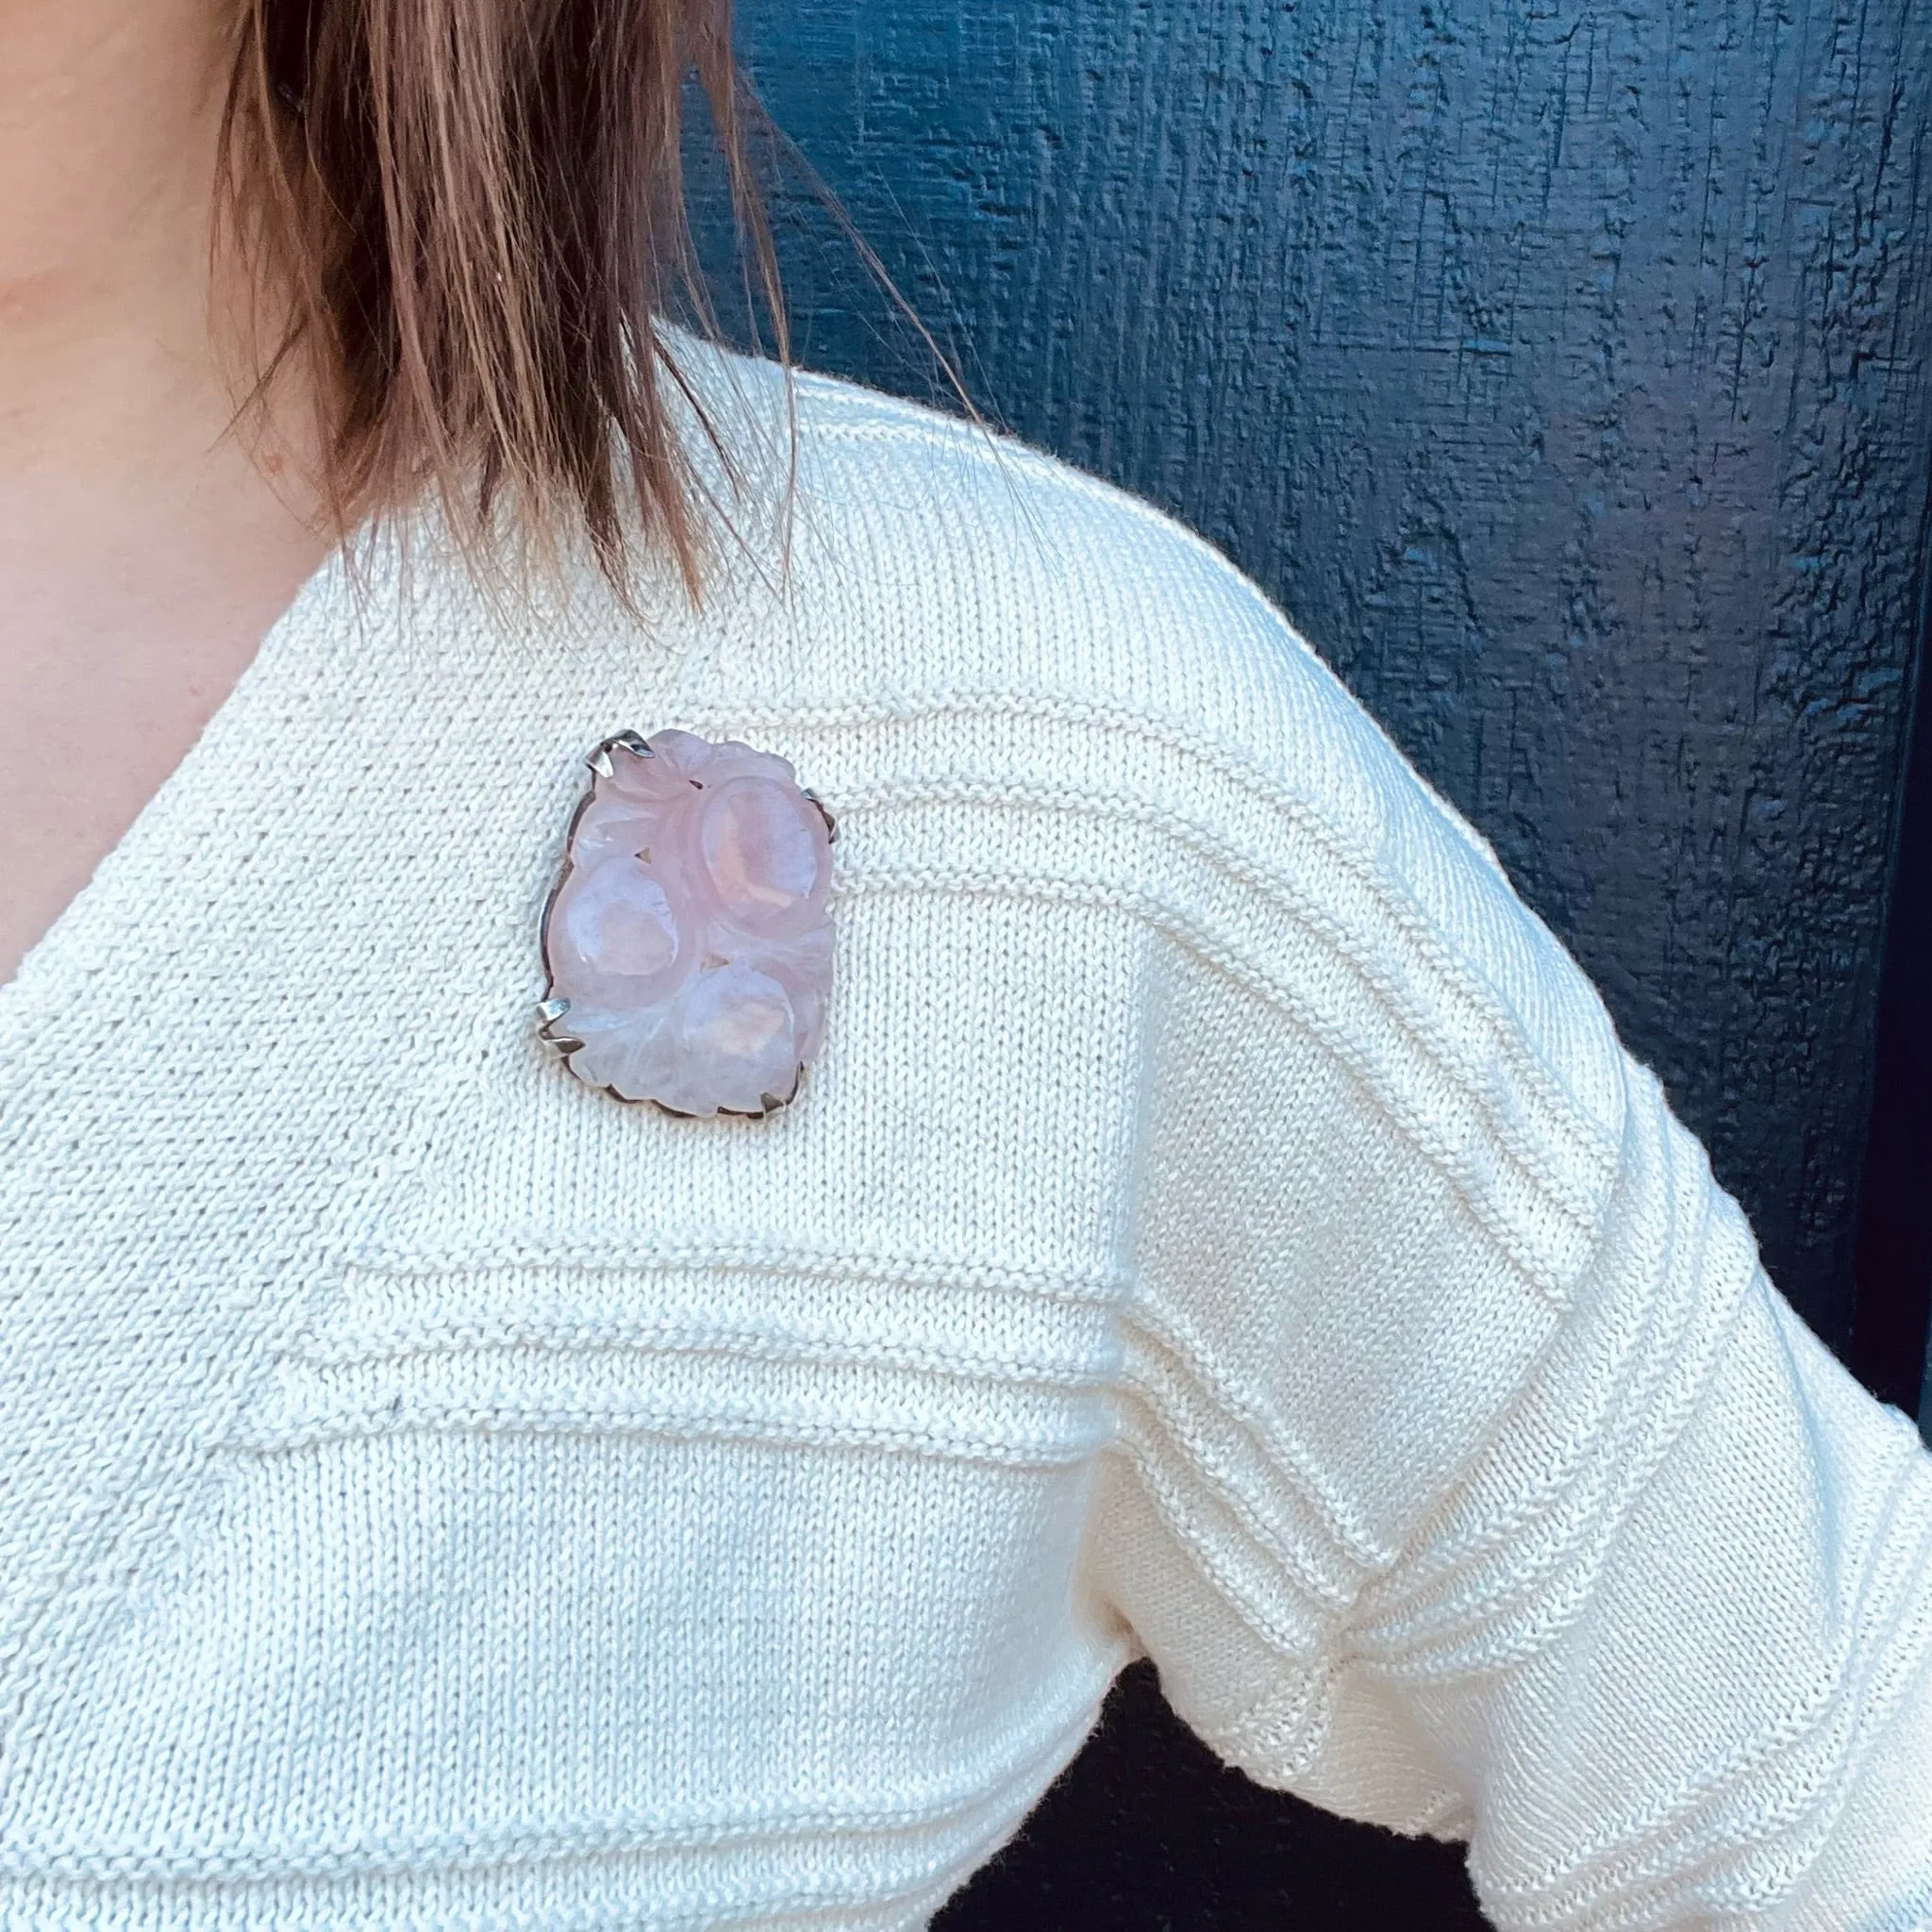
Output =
[
  {"x1": 755, "y1": 1065, "x2": 806, "y2": 1115},
  {"x1": 535, "y1": 994, "x2": 582, "y2": 1054},
  {"x1": 802, "y1": 790, "x2": 839, "y2": 843},
  {"x1": 586, "y1": 745, "x2": 616, "y2": 778}
]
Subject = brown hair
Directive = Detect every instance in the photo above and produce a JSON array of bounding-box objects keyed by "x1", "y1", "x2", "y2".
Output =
[{"x1": 217, "y1": 0, "x2": 785, "y2": 603}]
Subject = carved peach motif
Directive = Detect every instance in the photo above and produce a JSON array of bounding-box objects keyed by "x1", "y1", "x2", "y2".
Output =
[{"x1": 538, "y1": 729, "x2": 836, "y2": 1115}]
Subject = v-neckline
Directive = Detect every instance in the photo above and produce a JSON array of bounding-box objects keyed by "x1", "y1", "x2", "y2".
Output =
[{"x1": 0, "y1": 540, "x2": 346, "y2": 1014}]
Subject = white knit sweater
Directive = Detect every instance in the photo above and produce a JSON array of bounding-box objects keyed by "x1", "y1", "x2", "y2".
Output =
[{"x1": 2, "y1": 345, "x2": 1929, "y2": 1931}]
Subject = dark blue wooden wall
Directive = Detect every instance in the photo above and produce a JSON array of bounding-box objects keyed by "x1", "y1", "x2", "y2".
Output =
[
  {"x1": 691, "y1": 0, "x2": 1932, "y2": 1922},
  {"x1": 701, "y1": 0, "x2": 1932, "y2": 1355}
]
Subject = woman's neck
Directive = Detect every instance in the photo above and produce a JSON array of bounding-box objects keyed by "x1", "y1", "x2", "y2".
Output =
[
  {"x1": 3, "y1": 1, "x2": 267, "y2": 485},
  {"x1": 0, "y1": 0, "x2": 334, "y2": 987}
]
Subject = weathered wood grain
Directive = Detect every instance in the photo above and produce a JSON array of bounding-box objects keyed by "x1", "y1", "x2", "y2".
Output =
[{"x1": 700, "y1": 0, "x2": 1932, "y2": 1357}]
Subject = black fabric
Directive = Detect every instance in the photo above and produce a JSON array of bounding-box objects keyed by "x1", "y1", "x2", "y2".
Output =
[{"x1": 936, "y1": 1665, "x2": 1489, "y2": 1929}]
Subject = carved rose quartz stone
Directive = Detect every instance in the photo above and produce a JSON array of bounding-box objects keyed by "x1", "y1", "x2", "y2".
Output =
[{"x1": 539, "y1": 729, "x2": 836, "y2": 1116}]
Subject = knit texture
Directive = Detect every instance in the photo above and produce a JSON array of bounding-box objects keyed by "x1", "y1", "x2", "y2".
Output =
[{"x1": 1, "y1": 344, "x2": 1927, "y2": 1929}]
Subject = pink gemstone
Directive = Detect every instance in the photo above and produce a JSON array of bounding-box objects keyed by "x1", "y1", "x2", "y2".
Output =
[
  {"x1": 541, "y1": 729, "x2": 836, "y2": 1115},
  {"x1": 697, "y1": 778, "x2": 828, "y2": 937}
]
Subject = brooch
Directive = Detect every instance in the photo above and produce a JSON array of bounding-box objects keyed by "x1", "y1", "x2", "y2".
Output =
[{"x1": 537, "y1": 729, "x2": 837, "y2": 1117}]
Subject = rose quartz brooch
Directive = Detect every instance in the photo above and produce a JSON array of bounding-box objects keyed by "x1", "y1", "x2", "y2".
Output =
[{"x1": 537, "y1": 728, "x2": 836, "y2": 1116}]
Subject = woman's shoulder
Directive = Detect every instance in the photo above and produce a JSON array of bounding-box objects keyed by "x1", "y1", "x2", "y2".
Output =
[
  {"x1": 764, "y1": 354, "x2": 1524, "y2": 913},
  {"x1": 691, "y1": 345, "x2": 1459, "y2": 860}
]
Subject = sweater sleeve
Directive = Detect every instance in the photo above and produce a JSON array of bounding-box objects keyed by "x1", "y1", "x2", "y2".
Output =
[{"x1": 1086, "y1": 618, "x2": 1932, "y2": 1927}]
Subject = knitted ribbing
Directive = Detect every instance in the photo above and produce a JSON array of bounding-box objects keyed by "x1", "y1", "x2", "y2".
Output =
[{"x1": 0, "y1": 346, "x2": 1926, "y2": 1930}]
